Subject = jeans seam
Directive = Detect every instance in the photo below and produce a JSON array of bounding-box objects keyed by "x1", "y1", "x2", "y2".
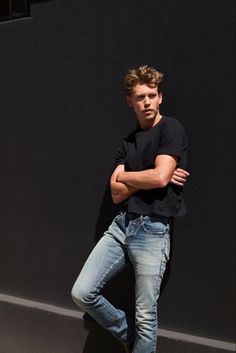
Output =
[
  {"x1": 151, "y1": 236, "x2": 169, "y2": 352},
  {"x1": 93, "y1": 252, "x2": 125, "y2": 319}
]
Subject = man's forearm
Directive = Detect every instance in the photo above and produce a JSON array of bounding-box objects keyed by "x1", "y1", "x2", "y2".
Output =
[
  {"x1": 110, "y1": 180, "x2": 139, "y2": 204},
  {"x1": 116, "y1": 154, "x2": 177, "y2": 190},
  {"x1": 116, "y1": 170, "x2": 166, "y2": 189}
]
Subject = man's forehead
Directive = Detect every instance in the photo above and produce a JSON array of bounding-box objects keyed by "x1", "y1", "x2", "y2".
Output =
[{"x1": 132, "y1": 84, "x2": 158, "y2": 95}]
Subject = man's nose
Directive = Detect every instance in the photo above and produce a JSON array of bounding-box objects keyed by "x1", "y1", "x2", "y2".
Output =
[{"x1": 144, "y1": 96, "x2": 150, "y2": 106}]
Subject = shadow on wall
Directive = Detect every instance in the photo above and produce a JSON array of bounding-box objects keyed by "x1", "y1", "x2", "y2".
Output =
[
  {"x1": 82, "y1": 318, "x2": 126, "y2": 353},
  {"x1": 79, "y1": 183, "x2": 174, "y2": 352},
  {"x1": 94, "y1": 182, "x2": 120, "y2": 243}
]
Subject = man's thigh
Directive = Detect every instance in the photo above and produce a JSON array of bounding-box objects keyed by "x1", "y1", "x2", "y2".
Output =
[
  {"x1": 127, "y1": 219, "x2": 170, "y2": 304},
  {"x1": 72, "y1": 225, "x2": 129, "y2": 297}
]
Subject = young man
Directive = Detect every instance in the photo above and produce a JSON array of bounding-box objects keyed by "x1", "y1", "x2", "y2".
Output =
[{"x1": 71, "y1": 65, "x2": 188, "y2": 353}]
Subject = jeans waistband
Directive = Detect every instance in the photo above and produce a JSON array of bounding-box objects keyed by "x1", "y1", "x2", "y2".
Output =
[{"x1": 124, "y1": 212, "x2": 170, "y2": 224}]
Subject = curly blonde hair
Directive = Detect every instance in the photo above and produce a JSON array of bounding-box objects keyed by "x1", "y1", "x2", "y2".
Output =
[{"x1": 124, "y1": 65, "x2": 164, "y2": 96}]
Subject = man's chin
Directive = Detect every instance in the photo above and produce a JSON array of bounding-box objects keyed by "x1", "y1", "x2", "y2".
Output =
[{"x1": 143, "y1": 114, "x2": 155, "y2": 120}]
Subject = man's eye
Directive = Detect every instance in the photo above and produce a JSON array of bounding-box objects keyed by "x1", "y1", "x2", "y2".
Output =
[
  {"x1": 149, "y1": 94, "x2": 156, "y2": 99},
  {"x1": 136, "y1": 96, "x2": 144, "y2": 101}
]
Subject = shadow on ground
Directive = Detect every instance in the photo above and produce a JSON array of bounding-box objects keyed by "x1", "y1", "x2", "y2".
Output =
[{"x1": 0, "y1": 301, "x2": 231, "y2": 353}]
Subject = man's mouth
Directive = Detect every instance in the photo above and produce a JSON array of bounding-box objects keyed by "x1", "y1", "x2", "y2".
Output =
[{"x1": 143, "y1": 109, "x2": 153, "y2": 114}]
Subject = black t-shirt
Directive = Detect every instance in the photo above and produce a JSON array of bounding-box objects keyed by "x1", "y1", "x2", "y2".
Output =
[{"x1": 115, "y1": 116, "x2": 187, "y2": 217}]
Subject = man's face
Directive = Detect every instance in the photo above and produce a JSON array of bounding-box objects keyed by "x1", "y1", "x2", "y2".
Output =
[{"x1": 127, "y1": 84, "x2": 162, "y2": 129}]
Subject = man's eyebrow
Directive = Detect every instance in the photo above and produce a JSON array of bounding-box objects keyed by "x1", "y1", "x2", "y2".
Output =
[{"x1": 135, "y1": 94, "x2": 145, "y2": 98}]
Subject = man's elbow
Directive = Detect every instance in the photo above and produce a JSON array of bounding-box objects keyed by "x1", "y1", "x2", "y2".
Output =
[
  {"x1": 156, "y1": 174, "x2": 170, "y2": 188},
  {"x1": 111, "y1": 193, "x2": 122, "y2": 204}
]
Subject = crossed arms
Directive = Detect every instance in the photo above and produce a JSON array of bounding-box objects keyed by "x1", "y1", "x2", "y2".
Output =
[{"x1": 110, "y1": 154, "x2": 189, "y2": 204}]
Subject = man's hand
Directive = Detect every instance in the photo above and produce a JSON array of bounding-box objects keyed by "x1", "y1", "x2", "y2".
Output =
[{"x1": 170, "y1": 168, "x2": 190, "y2": 186}]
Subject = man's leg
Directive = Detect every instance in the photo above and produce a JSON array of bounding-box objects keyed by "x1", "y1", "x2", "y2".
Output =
[
  {"x1": 71, "y1": 213, "x2": 133, "y2": 344},
  {"x1": 127, "y1": 216, "x2": 170, "y2": 353}
]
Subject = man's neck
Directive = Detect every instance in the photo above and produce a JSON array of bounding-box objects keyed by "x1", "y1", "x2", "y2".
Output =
[{"x1": 139, "y1": 114, "x2": 163, "y2": 131}]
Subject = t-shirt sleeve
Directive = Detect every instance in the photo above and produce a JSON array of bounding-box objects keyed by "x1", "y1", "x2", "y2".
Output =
[
  {"x1": 157, "y1": 118, "x2": 187, "y2": 161},
  {"x1": 114, "y1": 140, "x2": 127, "y2": 166}
]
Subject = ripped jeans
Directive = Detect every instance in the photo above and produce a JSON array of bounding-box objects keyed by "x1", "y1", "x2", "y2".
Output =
[{"x1": 71, "y1": 212, "x2": 170, "y2": 353}]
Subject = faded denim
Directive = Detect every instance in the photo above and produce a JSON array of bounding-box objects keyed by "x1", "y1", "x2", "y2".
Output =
[{"x1": 71, "y1": 212, "x2": 170, "y2": 353}]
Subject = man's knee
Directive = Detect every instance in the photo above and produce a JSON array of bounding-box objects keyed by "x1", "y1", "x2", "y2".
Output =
[
  {"x1": 135, "y1": 307, "x2": 157, "y2": 333},
  {"x1": 71, "y1": 282, "x2": 94, "y2": 309},
  {"x1": 71, "y1": 283, "x2": 85, "y2": 307}
]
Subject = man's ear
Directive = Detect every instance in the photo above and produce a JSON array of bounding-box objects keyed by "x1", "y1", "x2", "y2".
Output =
[{"x1": 126, "y1": 96, "x2": 133, "y2": 108}]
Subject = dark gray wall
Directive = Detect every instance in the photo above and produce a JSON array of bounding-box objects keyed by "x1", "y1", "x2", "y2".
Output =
[{"x1": 0, "y1": 0, "x2": 235, "y2": 344}]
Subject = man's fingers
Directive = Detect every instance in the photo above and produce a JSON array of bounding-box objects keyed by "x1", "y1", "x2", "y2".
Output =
[
  {"x1": 175, "y1": 168, "x2": 190, "y2": 176},
  {"x1": 176, "y1": 181, "x2": 184, "y2": 186},
  {"x1": 174, "y1": 176, "x2": 186, "y2": 183},
  {"x1": 175, "y1": 173, "x2": 187, "y2": 179},
  {"x1": 171, "y1": 179, "x2": 184, "y2": 186},
  {"x1": 171, "y1": 169, "x2": 190, "y2": 186}
]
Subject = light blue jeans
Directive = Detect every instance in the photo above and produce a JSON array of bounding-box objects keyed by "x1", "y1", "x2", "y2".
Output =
[{"x1": 71, "y1": 212, "x2": 170, "y2": 353}]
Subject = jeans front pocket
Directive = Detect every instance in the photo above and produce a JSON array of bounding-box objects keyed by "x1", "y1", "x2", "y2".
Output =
[{"x1": 141, "y1": 217, "x2": 167, "y2": 236}]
